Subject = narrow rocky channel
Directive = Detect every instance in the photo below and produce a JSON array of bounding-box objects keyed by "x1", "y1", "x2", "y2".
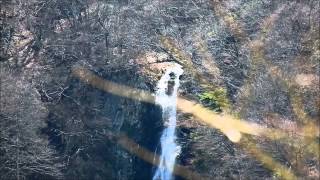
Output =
[{"x1": 153, "y1": 64, "x2": 184, "y2": 180}]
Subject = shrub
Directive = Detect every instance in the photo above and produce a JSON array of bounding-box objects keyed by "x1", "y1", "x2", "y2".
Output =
[{"x1": 198, "y1": 88, "x2": 230, "y2": 112}]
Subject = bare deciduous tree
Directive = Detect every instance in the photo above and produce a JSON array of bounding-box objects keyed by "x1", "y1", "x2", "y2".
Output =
[{"x1": 0, "y1": 67, "x2": 64, "y2": 180}]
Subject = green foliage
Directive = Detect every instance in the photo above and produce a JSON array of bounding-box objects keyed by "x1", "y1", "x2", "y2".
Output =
[{"x1": 198, "y1": 88, "x2": 229, "y2": 112}]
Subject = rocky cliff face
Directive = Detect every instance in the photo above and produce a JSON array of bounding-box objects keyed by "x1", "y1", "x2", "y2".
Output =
[{"x1": 44, "y1": 68, "x2": 162, "y2": 180}]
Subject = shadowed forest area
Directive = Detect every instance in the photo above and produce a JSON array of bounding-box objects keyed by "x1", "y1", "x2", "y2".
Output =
[{"x1": 0, "y1": 0, "x2": 319, "y2": 180}]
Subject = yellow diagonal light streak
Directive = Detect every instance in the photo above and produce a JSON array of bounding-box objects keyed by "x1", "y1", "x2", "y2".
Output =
[
  {"x1": 73, "y1": 67, "x2": 155, "y2": 104},
  {"x1": 240, "y1": 137, "x2": 298, "y2": 180},
  {"x1": 177, "y1": 97, "x2": 262, "y2": 139},
  {"x1": 72, "y1": 67, "x2": 318, "y2": 141},
  {"x1": 107, "y1": 133, "x2": 208, "y2": 180}
]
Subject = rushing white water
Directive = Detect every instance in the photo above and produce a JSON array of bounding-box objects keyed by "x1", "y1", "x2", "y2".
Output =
[{"x1": 153, "y1": 64, "x2": 183, "y2": 180}]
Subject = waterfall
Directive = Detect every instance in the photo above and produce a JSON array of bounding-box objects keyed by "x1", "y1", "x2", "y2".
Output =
[{"x1": 153, "y1": 64, "x2": 183, "y2": 180}]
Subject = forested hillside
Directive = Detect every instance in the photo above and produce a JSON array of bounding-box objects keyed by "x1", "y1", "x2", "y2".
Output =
[{"x1": 1, "y1": 0, "x2": 319, "y2": 180}]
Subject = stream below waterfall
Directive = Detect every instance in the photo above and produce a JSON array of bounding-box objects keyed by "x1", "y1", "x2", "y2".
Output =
[{"x1": 152, "y1": 64, "x2": 184, "y2": 180}]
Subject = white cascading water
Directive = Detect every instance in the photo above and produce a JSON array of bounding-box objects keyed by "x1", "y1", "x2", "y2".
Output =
[{"x1": 153, "y1": 64, "x2": 183, "y2": 180}]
